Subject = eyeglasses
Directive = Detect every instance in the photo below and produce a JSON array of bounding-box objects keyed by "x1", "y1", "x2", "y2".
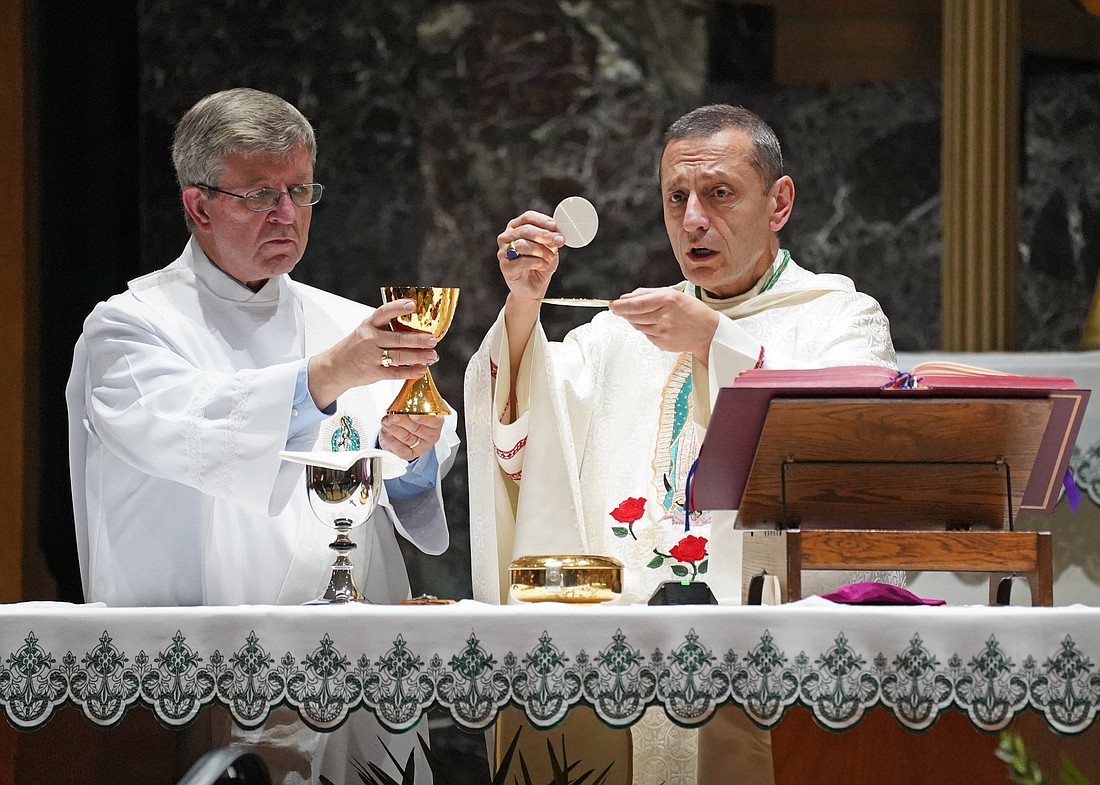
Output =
[{"x1": 195, "y1": 182, "x2": 324, "y2": 211}]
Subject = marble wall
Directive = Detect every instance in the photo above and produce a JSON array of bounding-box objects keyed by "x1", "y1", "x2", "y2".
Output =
[{"x1": 138, "y1": 0, "x2": 1100, "y2": 601}]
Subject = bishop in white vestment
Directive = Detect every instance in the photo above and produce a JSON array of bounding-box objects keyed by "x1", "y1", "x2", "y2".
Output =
[
  {"x1": 464, "y1": 105, "x2": 897, "y2": 785},
  {"x1": 465, "y1": 252, "x2": 894, "y2": 784}
]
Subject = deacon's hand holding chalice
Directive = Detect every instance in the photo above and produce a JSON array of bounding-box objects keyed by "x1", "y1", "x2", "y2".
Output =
[
  {"x1": 307, "y1": 294, "x2": 451, "y2": 463},
  {"x1": 281, "y1": 288, "x2": 458, "y2": 605}
]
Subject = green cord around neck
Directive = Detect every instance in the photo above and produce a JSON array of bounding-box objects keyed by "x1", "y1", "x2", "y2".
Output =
[{"x1": 694, "y1": 248, "x2": 790, "y2": 300}]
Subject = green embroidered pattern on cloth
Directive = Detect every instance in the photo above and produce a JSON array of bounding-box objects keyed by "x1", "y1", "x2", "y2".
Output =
[{"x1": 2, "y1": 625, "x2": 1098, "y2": 735}]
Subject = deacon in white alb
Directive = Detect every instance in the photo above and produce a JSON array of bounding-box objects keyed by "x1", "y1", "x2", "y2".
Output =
[{"x1": 67, "y1": 87, "x2": 458, "y2": 785}]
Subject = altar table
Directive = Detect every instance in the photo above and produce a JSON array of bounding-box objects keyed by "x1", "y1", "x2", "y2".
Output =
[{"x1": 3, "y1": 598, "x2": 1099, "y2": 738}]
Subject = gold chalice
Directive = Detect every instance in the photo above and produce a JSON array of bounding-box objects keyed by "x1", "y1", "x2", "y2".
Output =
[{"x1": 380, "y1": 286, "x2": 459, "y2": 416}]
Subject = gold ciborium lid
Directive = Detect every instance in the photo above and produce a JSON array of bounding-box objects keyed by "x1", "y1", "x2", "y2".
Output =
[{"x1": 508, "y1": 554, "x2": 624, "y2": 604}]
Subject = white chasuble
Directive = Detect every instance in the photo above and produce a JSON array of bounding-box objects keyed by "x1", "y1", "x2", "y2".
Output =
[{"x1": 463, "y1": 253, "x2": 896, "y2": 785}]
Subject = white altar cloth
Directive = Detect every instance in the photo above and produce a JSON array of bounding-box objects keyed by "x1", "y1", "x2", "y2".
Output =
[{"x1": 2, "y1": 599, "x2": 1098, "y2": 738}]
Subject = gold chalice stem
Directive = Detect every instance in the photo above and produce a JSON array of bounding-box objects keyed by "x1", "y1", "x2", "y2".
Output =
[{"x1": 388, "y1": 369, "x2": 452, "y2": 416}]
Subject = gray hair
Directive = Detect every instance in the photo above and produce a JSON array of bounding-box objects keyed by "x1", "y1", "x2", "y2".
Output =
[
  {"x1": 662, "y1": 104, "x2": 783, "y2": 192},
  {"x1": 172, "y1": 88, "x2": 317, "y2": 229}
]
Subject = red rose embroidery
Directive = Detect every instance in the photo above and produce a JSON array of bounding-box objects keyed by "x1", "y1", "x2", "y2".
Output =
[
  {"x1": 648, "y1": 534, "x2": 710, "y2": 580},
  {"x1": 610, "y1": 497, "x2": 646, "y2": 541},
  {"x1": 669, "y1": 535, "x2": 708, "y2": 564},
  {"x1": 610, "y1": 497, "x2": 646, "y2": 523}
]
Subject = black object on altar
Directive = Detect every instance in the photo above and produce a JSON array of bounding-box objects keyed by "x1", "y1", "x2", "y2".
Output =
[{"x1": 647, "y1": 580, "x2": 718, "y2": 605}]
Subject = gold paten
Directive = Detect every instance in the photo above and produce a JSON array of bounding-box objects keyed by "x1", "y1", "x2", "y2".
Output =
[{"x1": 509, "y1": 555, "x2": 624, "y2": 604}]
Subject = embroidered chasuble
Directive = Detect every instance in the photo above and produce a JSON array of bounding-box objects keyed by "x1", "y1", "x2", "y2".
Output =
[
  {"x1": 68, "y1": 237, "x2": 459, "y2": 785},
  {"x1": 464, "y1": 251, "x2": 896, "y2": 785}
]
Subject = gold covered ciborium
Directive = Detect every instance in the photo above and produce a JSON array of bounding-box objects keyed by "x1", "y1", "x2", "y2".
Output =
[
  {"x1": 380, "y1": 286, "x2": 459, "y2": 416},
  {"x1": 509, "y1": 555, "x2": 624, "y2": 604}
]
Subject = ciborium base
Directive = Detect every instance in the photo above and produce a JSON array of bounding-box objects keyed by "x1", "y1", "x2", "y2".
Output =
[{"x1": 303, "y1": 524, "x2": 370, "y2": 605}]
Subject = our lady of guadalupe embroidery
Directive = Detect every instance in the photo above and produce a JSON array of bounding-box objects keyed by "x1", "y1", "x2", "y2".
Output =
[
  {"x1": 652, "y1": 354, "x2": 710, "y2": 529},
  {"x1": 606, "y1": 355, "x2": 713, "y2": 582},
  {"x1": 327, "y1": 414, "x2": 361, "y2": 452}
]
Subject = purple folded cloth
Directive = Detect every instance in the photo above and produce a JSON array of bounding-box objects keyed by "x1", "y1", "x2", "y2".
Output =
[{"x1": 819, "y1": 581, "x2": 945, "y2": 606}]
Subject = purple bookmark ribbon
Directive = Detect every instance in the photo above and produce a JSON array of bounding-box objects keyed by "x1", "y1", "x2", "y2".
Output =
[{"x1": 1064, "y1": 468, "x2": 1081, "y2": 512}]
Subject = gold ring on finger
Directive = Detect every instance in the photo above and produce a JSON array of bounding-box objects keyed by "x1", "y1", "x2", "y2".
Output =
[{"x1": 381, "y1": 349, "x2": 393, "y2": 368}]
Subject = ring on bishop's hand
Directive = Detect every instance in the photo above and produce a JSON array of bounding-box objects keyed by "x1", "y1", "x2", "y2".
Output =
[
  {"x1": 380, "y1": 349, "x2": 393, "y2": 368},
  {"x1": 411, "y1": 437, "x2": 422, "y2": 450},
  {"x1": 505, "y1": 241, "x2": 519, "y2": 260}
]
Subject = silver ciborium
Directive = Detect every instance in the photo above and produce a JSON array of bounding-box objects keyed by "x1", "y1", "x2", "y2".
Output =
[{"x1": 280, "y1": 447, "x2": 406, "y2": 605}]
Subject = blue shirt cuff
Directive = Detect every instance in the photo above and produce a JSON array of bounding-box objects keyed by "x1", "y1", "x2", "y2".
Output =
[
  {"x1": 289, "y1": 359, "x2": 334, "y2": 439},
  {"x1": 383, "y1": 444, "x2": 440, "y2": 500}
]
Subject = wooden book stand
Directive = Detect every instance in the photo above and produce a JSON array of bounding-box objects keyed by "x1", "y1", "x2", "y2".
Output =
[{"x1": 692, "y1": 393, "x2": 1087, "y2": 607}]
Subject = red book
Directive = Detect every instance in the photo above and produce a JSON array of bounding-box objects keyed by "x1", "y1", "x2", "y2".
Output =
[
  {"x1": 690, "y1": 362, "x2": 1090, "y2": 526},
  {"x1": 727, "y1": 362, "x2": 1078, "y2": 391}
]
